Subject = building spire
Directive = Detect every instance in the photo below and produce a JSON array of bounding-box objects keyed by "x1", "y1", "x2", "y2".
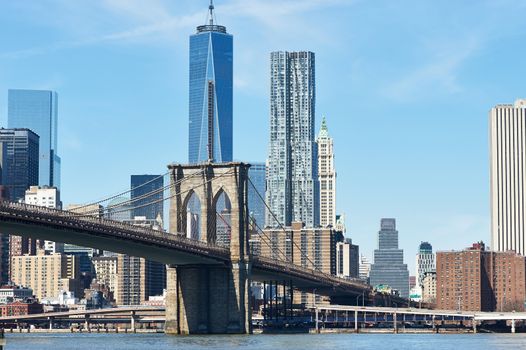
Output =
[
  {"x1": 208, "y1": 0, "x2": 215, "y2": 25},
  {"x1": 318, "y1": 115, "x2": 329, "y2": 139}
]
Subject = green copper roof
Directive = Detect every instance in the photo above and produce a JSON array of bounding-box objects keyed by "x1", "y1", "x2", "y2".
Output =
[{"x1": 318, "y1": 116, "x2": 329, "y2": 139}]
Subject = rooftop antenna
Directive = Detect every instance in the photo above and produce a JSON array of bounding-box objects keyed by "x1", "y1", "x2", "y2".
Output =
[{"x1": 208, "y1": 0, "x2": 215, "y2": 25}]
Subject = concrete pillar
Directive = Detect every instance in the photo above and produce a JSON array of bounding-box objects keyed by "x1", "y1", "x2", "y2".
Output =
[
  {"x1": 393, "y1": 313, "x2": 398, "y2": 334},
  {"x1": 48, "y1": 317, "x2": 53, "y2": 331},
  {"x1": 130, "y1": 311, "x2": 136, "y2": 333},
  {"x1": 165, "y1": 265, "x2": 178, "y2": 334},
  {"x1": 315, "y1": 307, "x2": 319, "y2": 333},
  {"x1": 472, "y1": 319, "x2": 477, "y2": 334},
  {"x1": 165, "y1": 264, "x2": 251, "y2": 335},
  {"x1": 354, "y1": 310, "x2": 358, "y2": 332},
  {"x1": 511, "y1": 319, "x2": 516, "y2": 334},
  {"x1": 84, "y1": 315, "x2": 90, "y2": 332}
]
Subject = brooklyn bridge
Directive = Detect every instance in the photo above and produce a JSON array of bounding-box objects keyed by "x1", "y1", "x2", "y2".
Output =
[{"x1": 0, "y1": 162, "x2": 404, "y2": 334}]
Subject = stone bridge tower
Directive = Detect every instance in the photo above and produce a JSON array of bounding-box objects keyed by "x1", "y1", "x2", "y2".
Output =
[{"x1": 164, "y1": 162, "x2": 252, "y2": 334}]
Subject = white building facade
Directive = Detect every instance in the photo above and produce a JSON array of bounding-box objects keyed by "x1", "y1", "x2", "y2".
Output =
[
  {"x1": 415, "y1": 241, "x2": 435, "y2": 288},
  {"x1": 490, "y1": 99, "x2": 526, "y2": 255},
  {"x1": 25, "y1": 186, "x2": 63, "y2": 253},
  {"x1": 317, "y1": 117, "x2": 336, "y2": 227}
]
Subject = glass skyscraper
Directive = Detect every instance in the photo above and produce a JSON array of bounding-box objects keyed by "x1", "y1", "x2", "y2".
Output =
[
  {"x1": 266, "y1": 51, "x2": 319, "y2": 228},
  {"x1": 7, "y1": 89, "x2": 60, "y2": 189},
  {"x1": 131, "y1": 175, "x2": 164, "y2": 221},
  {"x1": 188, "y1": 2, "x2": 233, "y2": 163},
  {"x1": 248, "y1": 162, "x2": 266, "y2": 228},
  {"x1": 369, "y1": 218, "x2": 410, "y2": 298},
  {"x1": 0, "y1": 128, "x2": 39, "y2": 201}
]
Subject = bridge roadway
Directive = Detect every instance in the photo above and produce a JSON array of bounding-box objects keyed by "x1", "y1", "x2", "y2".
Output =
[
  {"x1": 308, "y1": 305, "x2": 526, "y2": 333},
  {"x1": 0, "y1": 202, "x2": 370, "y2": 298},
  {"x1": 0, "y1": 306, "x2": 165, "y2": 323}
]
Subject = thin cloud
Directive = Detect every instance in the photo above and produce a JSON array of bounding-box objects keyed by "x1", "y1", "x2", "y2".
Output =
[
  {"x1": 382, "y1": 37, "x2": 481, "y2": 102},
  {"x1": 0, "y1": 0, "x2": 352, "y2": 59}
]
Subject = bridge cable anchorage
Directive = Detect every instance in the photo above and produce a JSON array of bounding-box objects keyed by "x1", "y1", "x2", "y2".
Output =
[
  {"x1": 74, "y1": 168, "x2": 236, "y2": 220},
  {"x1": 69, "y1": 170, "x2": 205, "y2": 218},
  {"x1": 70, "y1": 172, "x2": 170, "y2": 211},
  {"x1": 247, "y1": 177, "x2": 319, "y2": 271}
]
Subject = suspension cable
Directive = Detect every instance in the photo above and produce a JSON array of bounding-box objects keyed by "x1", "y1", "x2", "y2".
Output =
[
  {"x1": 76, "y1": 168, "x2": 236, "y2": 219},
  {"x1": 72, "y1": 170, "x2": 204, "y2": 217},
  {"x1": 70, "y1": 172, "x2": 169, "y2": 211},
  {"x1": 247, "y1": 177, "x2": 318, "y2": 270}
]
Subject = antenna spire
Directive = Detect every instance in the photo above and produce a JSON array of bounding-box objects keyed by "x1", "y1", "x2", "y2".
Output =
[{"x1": 209, "y1": 0, "x2": 215, "y2": 25}]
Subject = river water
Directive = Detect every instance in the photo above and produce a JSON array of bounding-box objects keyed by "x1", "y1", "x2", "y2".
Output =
[{"x1": 3, "y1": 333, "x2": 526, "y2": 349}]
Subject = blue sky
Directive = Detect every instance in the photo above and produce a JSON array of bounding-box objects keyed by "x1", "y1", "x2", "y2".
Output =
[{"x1": 1, "y1": 0, "x2": 526, "y2": 273}]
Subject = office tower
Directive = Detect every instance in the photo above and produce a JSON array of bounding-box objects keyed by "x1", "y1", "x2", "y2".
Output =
[
  {"x1": 422, "y1": 271, "x2": 437, "y2": 303},
  {"x1": 116, "y1": 216, "x2": 166, "y2": 305},
  {"x1": 490, "y1": 99, "x2": 526, "y2": 255},
  {"x1": 8, "y1": 89, "x2": 60, "y2": 188},
  {"x1": 359, "y1": 254, "x2": 371, "y2": 282},
  {"x1": 10, "y1": 251, "x2": 81, "y2": 300},
  {"x1": 266, "y1": 51, "x2": 319, "y2": 228},
  {"x1": 436, "y1": 242, "x2": 526, "y2": 312},
  {"x1": 415, "y1": 241, "x2": 435, "y2": 288},
  {"x1": 336, "y1": 238, "x2": 359, "y2": 278},
  {"x1": 24, "y1": 186, "x2": 63, "y2": 254},
  {"x1": 369, "y1": 218, "x2": 410, "y2": 298},
  {"x1": 0, "y1": 128, "x2": 39, "y2": 201},
  {"x1": 261, "y1": 222, "x2": 343, "y2": 305},
  {"x1": 317, "y1": 117, "x2": 336, "y2": 227},
  {"x1": 188, "y1": 1, "x2": 233, "y2": 163},
  {"x1": 92, "y1": 256, "x2": 118, "y2": 302},
  {"x1": 130, "y1": 175, "x2": 164, "y2": 221},
  {"x1": 106, "y1": 197, "x2": 132, "y2": 222},
  {"x1": 216, "y1": 208, "x2": 231, "y2": 248},
  {"x1": 65, "y1": 204, "x2": 103, "y2": 270},
  {"x1": 247, "y1": 162, "x2": 266, "y2": 228},
  {"x1": 0, "y1": 234, "x2": 8, "y2": 284}
]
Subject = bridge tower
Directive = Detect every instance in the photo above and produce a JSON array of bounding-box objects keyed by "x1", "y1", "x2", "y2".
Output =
[{"x1": 165, "y1": 162, "x2": 252, "y2": 334}]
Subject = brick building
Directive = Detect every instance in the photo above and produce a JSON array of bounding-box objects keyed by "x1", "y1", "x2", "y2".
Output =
[
  {"x1": 436, "y1": 242, "x2": 526, "y2": 311},
  {"x1": 0, "y1": 301, "x2": 43, "y2": 317}
]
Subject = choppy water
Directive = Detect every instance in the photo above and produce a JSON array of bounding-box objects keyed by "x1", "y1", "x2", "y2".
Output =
[{"x1": 4, "y1": 333, "x2": 526, "y2": 349}]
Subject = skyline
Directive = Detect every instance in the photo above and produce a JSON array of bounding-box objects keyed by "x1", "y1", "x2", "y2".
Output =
[{"x1": 2, "y1": 0, "x2": 526, "y2": 273}]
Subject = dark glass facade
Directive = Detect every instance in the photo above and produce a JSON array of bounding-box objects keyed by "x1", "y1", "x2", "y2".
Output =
[
  {"x1": 130, "y1": 175, "x2": 164, "y2": 221},
  {"x1": 188, "y1": 23, "x2": 233, "y2": 163},
  {"x1": 0, "y1": 128, "x2": 39, "y2": 201},
  {"x1": 8, "y1": 89, "x2": 60, "y2": 188},
  {"x1": 248, "y1": 162, "x2": 266, "y2": 228},
  {"x1": 369, "y1": 218, "x2": 410, "y2": 298}
]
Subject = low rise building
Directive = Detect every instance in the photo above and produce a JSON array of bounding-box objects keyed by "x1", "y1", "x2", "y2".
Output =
[
  {"x1": 0, "y1": 301, "x2": 43, "y2": 317},
  {"x1": 0, "y1": 285, "x2": 33, "y2": 304}
]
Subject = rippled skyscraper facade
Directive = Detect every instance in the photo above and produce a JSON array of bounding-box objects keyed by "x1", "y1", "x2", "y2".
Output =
[
  {"x1": 188, "y1": 3, "x2": 232, "y2": 163},
  {"x1": 266, "y1": 51, "x2": 319, "y2": 228}
]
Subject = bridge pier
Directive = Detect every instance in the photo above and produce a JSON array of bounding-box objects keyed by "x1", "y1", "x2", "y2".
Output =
[{"x1": 165, "y1": 263, "x2": 251, "y2": 335}]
